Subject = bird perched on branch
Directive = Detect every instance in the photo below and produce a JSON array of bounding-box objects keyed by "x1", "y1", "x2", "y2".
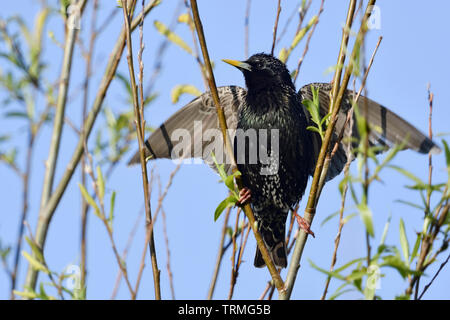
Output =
[{"x1": 129, "y1": 53, "x2": 440, "y2": 268}]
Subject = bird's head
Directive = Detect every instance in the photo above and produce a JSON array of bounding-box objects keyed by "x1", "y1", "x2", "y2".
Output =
[{"x1": 223, "y1": 53, "x2": 294, "y2": 92}]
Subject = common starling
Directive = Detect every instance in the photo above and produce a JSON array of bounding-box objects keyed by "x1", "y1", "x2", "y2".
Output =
[{"x1": 129, "y1": 53, "x2": 440, "y2": 268}]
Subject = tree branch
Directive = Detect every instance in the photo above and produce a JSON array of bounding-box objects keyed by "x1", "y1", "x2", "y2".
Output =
[{"x1": 189, "y1": 0, "x2": 285, "y2": 293}]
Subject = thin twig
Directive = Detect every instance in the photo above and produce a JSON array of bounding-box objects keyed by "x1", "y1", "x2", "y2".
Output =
[
  {"x1": 10, "y1": 131, "x2": 34, "y2": 299},
  {"x1": 293, "y1": 0, "x2": 325, "y2": 84},
  {"x1": 80, "y1": 0, "x2": 99, "y2": 295},
  {"x1": 276, "y1": 0, "x2": 312, "y2": 46},
  {"x1": 271, "y1": 0, "x2": 282, "y2": 56},
  {"x1": 418, "y1": 252, "x2": 450, "y2": 300},
  {"x1": 321, "y1": 108, "x2": 354, "y2": 300},
  {"x1": 259, "y1": 282, "x2": 271, "y2": 300},
  {"x1": 426, "y1": 84, "x2": 433, "y2": 216},
  {"x1": 110, "y1": 207, "x2": 143, "y2": 299},
  {"x1": 227, "y1": 209, "x2": 242, "y2": 300},
  {"x1": 207, "y1": 206, "x2": 232, "y2": 300},
  {"x1": 161, "y1": 206, "x2": 176, "y2": 299},
  {"x1": 121, "y1": 0, "x2": 161, "y2": 300},
  {"x1": 83, "y1": 138, "x2": 136, "y2": 296},
  {"x1": 133, "y1": 162, "x2": 182, "y2": 298}
]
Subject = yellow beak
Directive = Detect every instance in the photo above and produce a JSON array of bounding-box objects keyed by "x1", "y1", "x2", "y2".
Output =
[{"x1": 222, "y1": 59, "x2": 252, "y2": 71}]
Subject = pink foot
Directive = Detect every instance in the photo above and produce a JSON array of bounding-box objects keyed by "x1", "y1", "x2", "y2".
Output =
[
  {"x1": 237, "y1": 187, "x2": 252, "y2": 206},
  {"x1": 293, "y1": 211, "x2": 315, "y2": 238}
]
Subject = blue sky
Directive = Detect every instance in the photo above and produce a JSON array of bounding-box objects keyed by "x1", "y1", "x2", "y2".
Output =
[{"x1": 0, "y1": 0, "x2": 449, "y2": 299}]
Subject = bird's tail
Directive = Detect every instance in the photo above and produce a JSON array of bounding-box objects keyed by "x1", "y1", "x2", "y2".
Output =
[{"x1": 254, "y1": 208, "x2": 288, "y2": 268}]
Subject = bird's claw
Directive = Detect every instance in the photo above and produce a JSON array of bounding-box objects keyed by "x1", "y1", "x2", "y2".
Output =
[
  {"x1": 293, "y1": 211, "x2": 315, "y2": 238},
  {"x1": 236, "y1": 187, "x2": 252, "y2": 206}
]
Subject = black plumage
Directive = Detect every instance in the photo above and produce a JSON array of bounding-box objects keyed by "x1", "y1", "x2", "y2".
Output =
[{"x1": 129, "y1": 53, "x2": 440, "y2": 268}]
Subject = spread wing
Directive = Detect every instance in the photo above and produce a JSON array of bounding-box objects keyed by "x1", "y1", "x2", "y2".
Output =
[
  {"x1": 299, "y1": 82, "x2": 441, "y2": 181},
  {"x1": 128, "y1": 86, "x2": 246, "y2": 174}
]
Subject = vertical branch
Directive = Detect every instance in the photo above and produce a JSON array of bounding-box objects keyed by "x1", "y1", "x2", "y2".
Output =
[
  {"x1": 120, "y1": 0, "x2": 161, "y2": 300},
  {"x1": 207, "y1": 206, "x2": 232, "y2": 300},
  {"x1": 161, "y1": 207, "x2": 176, "y2": 299},
  {"x1": 10, "y1": 132, "x2": 34, "y2": 299},
  {"x1": 426, "y1": 84, "x2": 433, "y2": 215},
  {"x1": 227, "y1": 209, "x2": 242, "y2": 300},
  {"x1": 405, "y1": 86, "x2": 448, "y2": 299},
  {"x1": 271, "y1": 0, "x2": 282, "y2": 56},
  {"x1": 321, "y1": 109, "x2": 354, "y2": 300},
  {"x1": 23, "y1": 0, "x2": 87, "y2": 296},
  {"x1": 328, "y1": 0, "x2": 357, "y2": 114},
  {"x1": 80, "y1": 0, "x2": 99, "y2": 294},
  {"x1": 189, "y1": 0, "x2": 285, "y2": 293},
  {"x1": 39, "y1": 0, "x2": 87, "y2": 209},
  {"x1": 280, "y1": 0, "x2": 376, "y2": 300}
]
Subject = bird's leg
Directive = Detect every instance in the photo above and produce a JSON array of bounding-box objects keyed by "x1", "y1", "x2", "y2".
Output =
[
  {"x1": 293, "y1": 210, "x2": 315, "y2": 238},
  {"x1": 236, "y1": 187, "x2": 252, "y2": 206}
]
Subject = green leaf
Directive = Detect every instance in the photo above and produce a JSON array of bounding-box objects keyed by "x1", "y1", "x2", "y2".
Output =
[
  {"x1": 342, "y1": 212, "x2": 358, "y2": 225},
  {"x1": 78, "y1": 183, "x2": 102, "y2": 219},
  {"x1": 357, "y1": 202, "x2": 374, "y2": 237},
  {"x1": 154, "y1": 21, "x2": 192, "y2": 55},
  {"x1": 303, "y1": 86, "x2": 326, "y2": 139},
  {"x1": 224, "y1": 173, "x2": 236, "y2": 191},
  {"x1": 25, "y1": 236, "x2": 44, "y2": 263},
  {"x1": 178, "y1": 13, "x2": 191, "y2": 25},
  {"x1": 22, "y1": 251, "x2": 50, "y2": 274},
  {"x1": 329, "y1": 286, "x2": 355, "y2": 300},
  {"x1": 320, "y1": 210, "x2": 339, "y2": 226},
  {"x1": 410, "y1": 233, "x2": 421, "y2": 263},
  {"x1": 214, "y1": 197, "x2": 235, "y2": 221},
  {"x1": 4, "y1": 111, "x2": 30, "y2": 119},
  {"x1": 379, "y1": 215, "x2": 391, "y2": 246},
  {"x1": 38, "y1": 282, "x2": 50, "y2": 300},
  {"x1": 96, "y1": 166, "x2": 105, "y2": 201},
  {"x1": 395, "y1": 199, "x2": 424, "y2": 211},
  {"x1": 278, "y1": 15, "x2": 317, "y2": 63},
  {"x1": 442, "y1": 140, "x2": 450, "y2": 168},
  {"x1": 334, "y1": 257, "x2": 365, "y2": 274},
  {"x1": 389, "y1": 165, "x2": 425, "y2": 186},
  {"x1": 115, "y1": 72, "x2": 132, "y2": 96},
  {"x1": 13, "y1": 290, "x2": 38, "y2": 299},
  {"x1": 278, "y1": 48, "x2": 288, "y2": 64},
  {"x1": 306, "y1": 126, "x2": 321, "y2": 134},
  {"x1": 0, "y1": 135, "x2": 10, "y2": 143},
  {"x1": 109, "y1": 191, "x2": 116, "y2": 229},
  {"x1": 143, "y1": 93, "x2": 158, "y2": 107},
  {"x1": 395, "y1": 294, "x2": 411, "y2": 300},
  {"x1": 381, "y1": 254, "x2": 420, "y2": 279},
  {"x1": 211, "y1": 152, "x2": 227, "y2": 181},
  {"x1": 308, "y1": 259, "x2": 346, "y2": 281},
  {"x1": 171, "y1": 84, "x2": 201, "y2": 103},
  {"x1": 399, "y1": 218, "x2": 410, "y2": 267}
]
